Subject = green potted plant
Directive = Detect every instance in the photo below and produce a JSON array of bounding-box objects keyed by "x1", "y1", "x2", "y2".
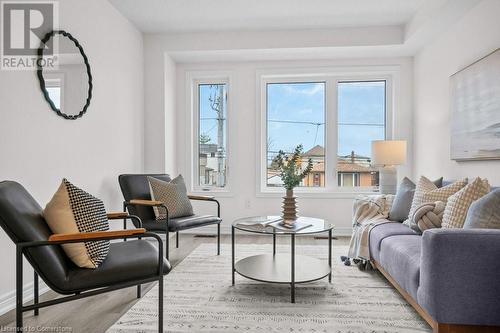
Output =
[{"x1": 273, "y1": 145, "x2": 313, "y2": 221}]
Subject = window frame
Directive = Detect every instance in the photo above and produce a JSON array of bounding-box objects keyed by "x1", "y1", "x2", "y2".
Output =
[
  {"x1": 257, "y1": 68, "x2": 394, "y2": 197},
  {"x1": 189, "y1": 73, "x2": 232, "y2": 194}
]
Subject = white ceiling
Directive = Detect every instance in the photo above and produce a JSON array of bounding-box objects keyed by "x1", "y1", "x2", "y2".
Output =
[
  {"x1": 108, "y1": 0, "x2": 481, "y2": 62},
  {"x1": 108, "y1": 0, "x2": 428, "y2": 33}
]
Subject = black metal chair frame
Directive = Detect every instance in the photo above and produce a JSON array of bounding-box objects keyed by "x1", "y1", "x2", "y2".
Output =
[
  {"x1": 9, "y1": 215, "x2": 165, "y2": 332},
  {"x1": 123, "y1": 198, "x2": 220, "y2": 260}
]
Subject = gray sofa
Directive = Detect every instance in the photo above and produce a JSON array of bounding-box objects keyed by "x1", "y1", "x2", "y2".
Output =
[{"x1": 369, "y1": 222, "x2": 500, "y2": 332}]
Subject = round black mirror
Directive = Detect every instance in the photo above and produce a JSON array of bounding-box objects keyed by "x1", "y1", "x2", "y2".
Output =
[{"x1": 37, "y1": 30, "x2": 92, "y2": 120}]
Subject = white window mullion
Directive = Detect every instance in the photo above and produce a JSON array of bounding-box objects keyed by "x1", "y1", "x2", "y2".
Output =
[{"x1": 325, "y1": 77, "x2": 338, "y2": 192}]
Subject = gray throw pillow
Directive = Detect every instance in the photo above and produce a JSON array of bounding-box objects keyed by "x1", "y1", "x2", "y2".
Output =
[
  {"x1": 389, "y1": 177, "x2": 415, "y2": 222},
  {"x1": 148, "y1": 175, "x2": 194, "y2": 219},
  {"x1": 389, "y1": 177, "x2": 443, "y2": 222},
  {"x1": 463, "y1": 188, "x2": 500, "y2": 229}
]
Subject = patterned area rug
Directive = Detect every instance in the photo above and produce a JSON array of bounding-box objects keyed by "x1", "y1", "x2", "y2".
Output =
[{"x1": 107, "y1": 244, "x2": 430, "y2": 333}]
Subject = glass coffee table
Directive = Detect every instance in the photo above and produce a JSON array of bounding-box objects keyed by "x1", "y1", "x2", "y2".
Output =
[{"x1": 231, "y1": 216, "x2": 334, "y2": 303}]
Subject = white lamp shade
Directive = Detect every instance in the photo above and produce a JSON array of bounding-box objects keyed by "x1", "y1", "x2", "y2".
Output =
[{"x1": 371, "y1": 140, "x2": 407, "y2": 166}]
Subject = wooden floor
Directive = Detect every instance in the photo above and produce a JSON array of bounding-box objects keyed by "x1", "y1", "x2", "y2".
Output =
[{"x1": 0, "y1": 234, "x2": 349, "y2": 333}]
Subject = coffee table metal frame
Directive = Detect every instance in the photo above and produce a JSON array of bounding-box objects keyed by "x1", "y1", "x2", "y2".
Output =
[{"x1": 231, "y1": 217, "x2": 333, "y2": 303}]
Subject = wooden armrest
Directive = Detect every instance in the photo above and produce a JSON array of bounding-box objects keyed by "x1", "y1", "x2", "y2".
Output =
[
  {"x1": 48, "y1": 228, "x2": 146, "y2": 242},
  {"x1": 129, "y1": 199, "x2": 163, "y2": 206},
  {"x1": 188, "y1": 195, "x2": 215, "y2": 201},
  {"x1": 106, "y1": 212, "x2": 129, "y2": 219}
]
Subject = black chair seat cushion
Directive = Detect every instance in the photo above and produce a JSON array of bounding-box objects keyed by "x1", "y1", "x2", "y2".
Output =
[
  {"x1": 141, "y1": 215, "x2": 221, "y2": 232},
  {"x1": 59, "y1": 240, "x2": 170, "y2": 294}
]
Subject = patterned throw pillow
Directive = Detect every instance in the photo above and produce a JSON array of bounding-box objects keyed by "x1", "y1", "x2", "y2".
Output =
[
  {"x1": 389, "y1": 177, "x2": 443, "y2": 222},
  {"x1": 442, "y1": 177, "x2": 490, "y2": 229},
  {"x1": 404, "y1": 177, "x2": 467, "y2": 226},
  {"x1": 148, "y1": 175, "x2": 194, "y2": 219},
  {"x1": 43, "y1": 179, "x2": 110, "y2": 269},
  {"x1": 409, "y1": 201, "x2": 446, "y2": 233},
  {"x1": 464, "y1": 188, "x2": 500, "y2": 229}
]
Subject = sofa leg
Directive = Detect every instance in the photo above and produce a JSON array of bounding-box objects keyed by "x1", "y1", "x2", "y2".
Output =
[
  {"x1": 217, "y1": 224, "x2": 220, "y2": 255},
  {"x1": 16, "y1": 246, "x2": 23, "y2": 331},
  {"x1": 34, "y1": 271, "x2": 39, "y2": 316},
  {"x1": 176, "y1": 232, "x2": 179, "y2": 248},
  {"x1": 136, "y1": 284, "x2": 141, "y2": 298}
]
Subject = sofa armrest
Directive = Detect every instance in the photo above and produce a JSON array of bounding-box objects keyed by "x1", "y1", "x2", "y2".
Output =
[{"x1": 418, "y1": 228, "x2": 500, "y2": 326}]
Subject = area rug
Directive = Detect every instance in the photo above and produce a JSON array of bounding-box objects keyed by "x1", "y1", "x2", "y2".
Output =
[{"x1": 107, "y1": 243, "x2": 430, "y2": 333}]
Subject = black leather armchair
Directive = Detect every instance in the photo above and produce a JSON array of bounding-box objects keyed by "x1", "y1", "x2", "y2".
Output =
[
  {"x1": 119, "y1": 174, "x2": 221, "y2": 260},
  {"x1": 0, "y1": 181, "x2": 170, "y2": 332}
]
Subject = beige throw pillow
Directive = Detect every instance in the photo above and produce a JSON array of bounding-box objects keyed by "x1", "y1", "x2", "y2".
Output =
[
  {"x1": 43, "y1": 179, "x2": 110, "y2": 269},
  {"x1": 409, "y1": 201, "x2": 446, "y2": 233},
  {"x1": 404, "y1": 177, "x2": 467, "y2": 226},
  {"x1": 442, "y1": 177, "x2": 490, "y2": 229},
  {"x1": 148, "y1": 175, "x2": 194, "y2": 219}
]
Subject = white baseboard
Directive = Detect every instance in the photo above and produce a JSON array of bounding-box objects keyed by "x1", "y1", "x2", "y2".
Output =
[{"x1": 0, "y1": 280, "x2": 50, "y2": 316}]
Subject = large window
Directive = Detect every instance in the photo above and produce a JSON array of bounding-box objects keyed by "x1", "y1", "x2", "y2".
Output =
[
  {"x1": 337, "y1": 81, "x2": 386, "y2": 187},
  {"x1": 266, "y1": 82, "x2": 326, "y2": 188},
  {"x1": 196, "y1": 82, "x2": 227, "y2": 189},
  {"x1": 261, "y1": 75, "x2": 389, "y2": 192}
]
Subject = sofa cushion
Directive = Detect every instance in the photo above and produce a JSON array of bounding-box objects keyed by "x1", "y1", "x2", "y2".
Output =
[
  {"x1": 369, "y1": 222, "x2": 416, "y2": 262},
  {"x1": 379, "y1": 235, "x2": 422, "y2": 300}
]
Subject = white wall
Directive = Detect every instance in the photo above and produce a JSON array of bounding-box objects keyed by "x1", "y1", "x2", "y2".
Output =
[
  {"x1": 0, "y1": 0, "x2": 143, "y2": 313},
  {"x1": 413, "y1": 0, "x2": 500, "y2": 184},
  {"x1": 172, "y1": 58, "x2": 413, "y2": 235},
  {"x1": 143, "y1": 37, "x2": 178, "y2": 174}
]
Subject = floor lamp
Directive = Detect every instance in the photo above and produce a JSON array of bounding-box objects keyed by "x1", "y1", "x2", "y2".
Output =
[{"x1": 371, "y1": 140, "x2": 407, "y2": 194}]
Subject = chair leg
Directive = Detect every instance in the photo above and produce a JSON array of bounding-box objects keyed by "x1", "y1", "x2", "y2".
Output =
[
  {"x1": 16, "y1": 247, "x2": 23, "y2": 331},
  {"x1": 165, "y1": 231, "x2": 169, "y2": 261},
  {"x1": 158, "y1": 273, "x2": 164, "y2": 333},
  {"x1": 176, "y1": 231, "x2": 179, "y2": 248},
  {"x1": 217, "y1": 224, "x2": 220, "y2": 255},
  {"x1": 123, "y1": 202, "x2": 127, "y2": 242},
  {"x1": 34, "y1": 271, "x2": 39, "y2": 316},
  {"x1": 137, "y1": 284, "x2": 141, "y2": 298}
]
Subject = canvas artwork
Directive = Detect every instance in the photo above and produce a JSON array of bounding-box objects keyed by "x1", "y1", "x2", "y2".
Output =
[{"x1": 450, "y1": 48, "x2": 500, "y2": 160}]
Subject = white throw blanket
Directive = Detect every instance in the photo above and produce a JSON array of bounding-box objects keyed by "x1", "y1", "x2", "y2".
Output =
[{"x1": 347, "y1": 194, "x2": 395, "y2": 260}]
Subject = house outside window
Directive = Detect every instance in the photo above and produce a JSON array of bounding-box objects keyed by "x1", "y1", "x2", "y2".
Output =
[
  {"x1": 337, "y1": 80, "x2": 386, "y2": 188},
  {"x1": 266, "y1": 82, "x2": 326, "y2": 188},
  {"x1": 194, "y1": 80, "x2": 228, "y2": 190},
  {"x1": 259, "y1": 72, "x2": 390, "y2": 194}
]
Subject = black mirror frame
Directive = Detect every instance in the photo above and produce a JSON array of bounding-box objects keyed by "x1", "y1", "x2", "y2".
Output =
[{"x1": 36, "y1": 30, "x2": 93, "y2": 120}]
